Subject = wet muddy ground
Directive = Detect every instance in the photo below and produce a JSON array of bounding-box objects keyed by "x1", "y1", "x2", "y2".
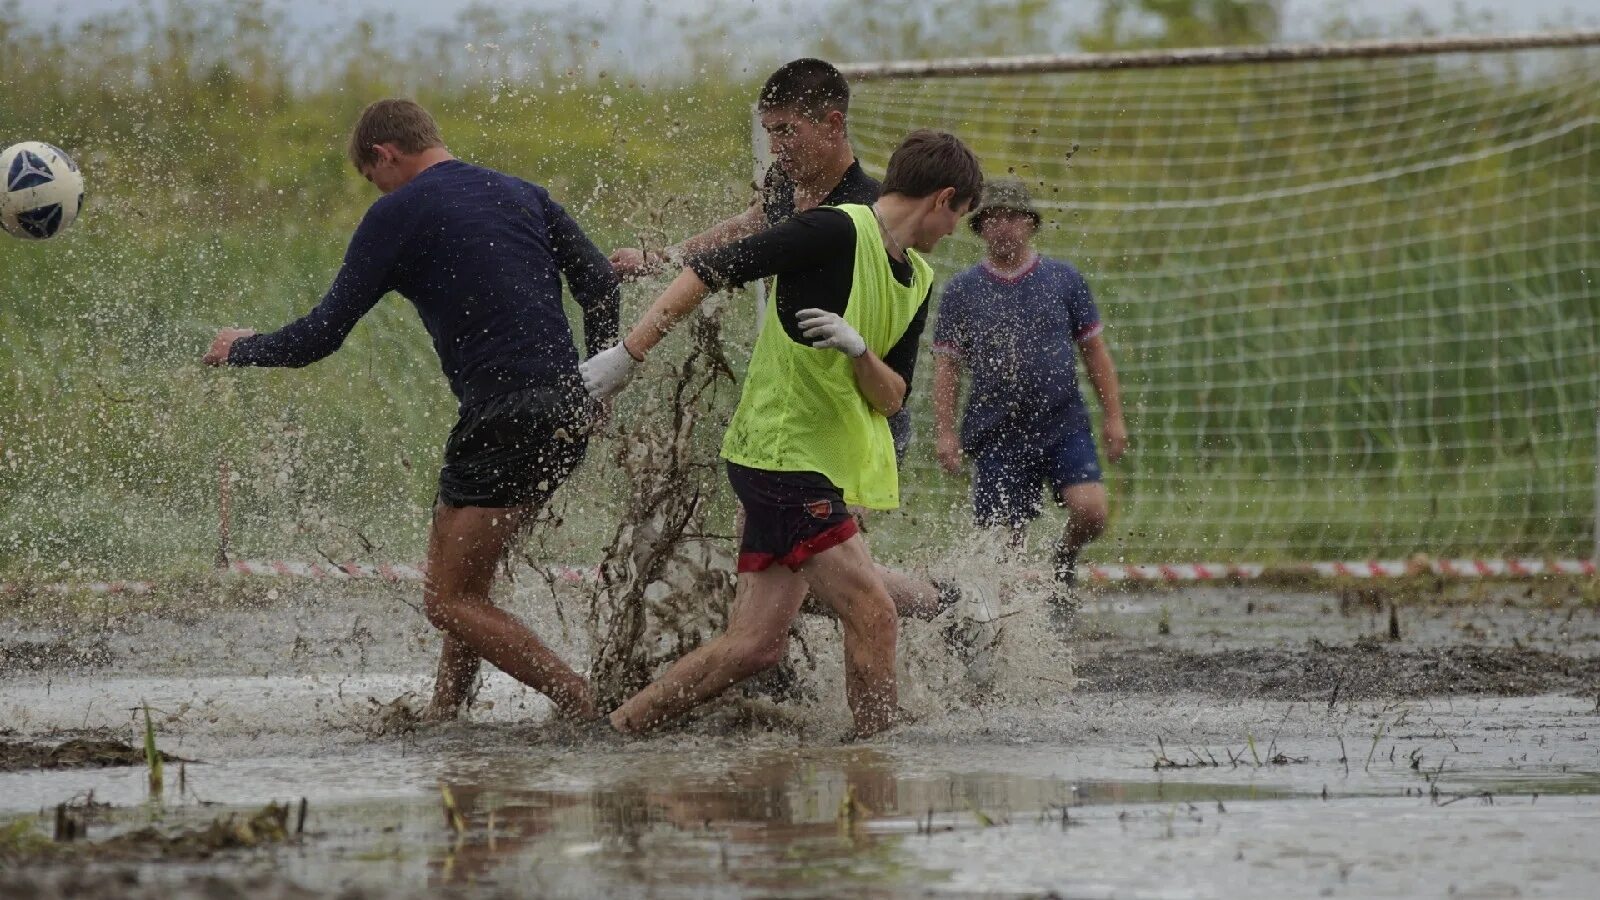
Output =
[{"x1": 1, "y1": 578, "x2": 1597, "y2": 898}]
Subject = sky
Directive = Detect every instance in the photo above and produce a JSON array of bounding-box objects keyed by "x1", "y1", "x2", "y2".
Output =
[
  {"x1": 36, "y1": 0, "x2": 1600, "y2": 80},
  {"x1": 49, "y1": 0, "x2": 1597, "y2": 39}
]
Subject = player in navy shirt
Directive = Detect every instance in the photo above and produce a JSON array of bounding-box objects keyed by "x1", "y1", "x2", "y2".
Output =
[
  {"x1": 933, "y1": 179, "x2": 1127, "y2": 616},
  {"x1": 203, "y1": 100, "x2": 619, "y2": 722}
]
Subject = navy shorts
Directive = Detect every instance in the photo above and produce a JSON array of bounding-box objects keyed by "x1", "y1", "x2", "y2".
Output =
[
  {"x1": 726, "y1": 462, "x2": 858, "y2": 573},
  {"x1": 972, "y1": 424, "x2": 1102, "y2": 528},
  {"x1": 438, "y1": 386, "x2": 591, "y2": 509}
]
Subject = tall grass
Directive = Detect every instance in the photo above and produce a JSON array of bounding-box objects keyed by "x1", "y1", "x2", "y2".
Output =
[
  {"x1": 0, "y1": 3, "x2": 754, "y2": 577},
  {"x1": 1, "y1": 2, "x2": 1595, "y2": 577}
]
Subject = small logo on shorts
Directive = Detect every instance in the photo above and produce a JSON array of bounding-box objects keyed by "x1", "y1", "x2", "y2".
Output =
[{"x1": 805, "y1": 499, "x2": 834, "y2": 520}]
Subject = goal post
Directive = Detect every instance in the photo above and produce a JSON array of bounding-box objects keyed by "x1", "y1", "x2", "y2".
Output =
[{"x1": 763, "y1": 31, "x2": 1600, "y2": 565}]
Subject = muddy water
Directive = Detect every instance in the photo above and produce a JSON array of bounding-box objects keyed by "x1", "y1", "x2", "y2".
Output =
[{"x1": 2, "y1": 581, "x2": 1598, "y2": 898}]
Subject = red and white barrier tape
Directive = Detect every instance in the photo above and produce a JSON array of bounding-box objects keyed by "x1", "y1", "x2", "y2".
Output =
[
  {"x1": 3, "y1": 557, "x2": 1593, "y2": 596},
  {"x1": 0, "y1": 580, "x2": 157, "y2": 596},
  {"x1": 1087, "y1": 558, "x2": 1598, "y2": 581},
  {"x1": 221, "y1": 559, "x2": 593, "y2": 583}
]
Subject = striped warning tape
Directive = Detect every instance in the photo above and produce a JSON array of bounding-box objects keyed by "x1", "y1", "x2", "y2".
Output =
[
  {"x1": 1085, "y1": 558, "x2": 1598, "y2": 581},
  {"x1": 221, "y1": 559, "x2": 593, "y2": 583},
  {"x1": 0, "y1": 580, "x2": 157, "y2": 596},
  {"x1": 2, "y1": 557, "x2": 1593, "y2": 596},
  {"x1": 225, "y1": 557, "x2": 1590, "y2": 583},
  {"x1": 1085, "y1": 563, "x2": 1266, "y2": 582}
]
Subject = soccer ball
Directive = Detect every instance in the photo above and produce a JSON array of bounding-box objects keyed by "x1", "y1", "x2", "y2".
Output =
[{"x1": 1, "y1": 142, "x2": 85, "y2": 240}]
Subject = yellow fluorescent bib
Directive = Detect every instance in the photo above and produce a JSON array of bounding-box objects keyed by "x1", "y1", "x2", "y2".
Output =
[{"x1": 720, "y1": 203, "x2": 931, "y2": 509}]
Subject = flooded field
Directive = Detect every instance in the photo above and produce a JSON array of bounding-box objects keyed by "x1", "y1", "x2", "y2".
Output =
[{"x1": 2, "y1": 579, "x2": 1598, "y2": 898}]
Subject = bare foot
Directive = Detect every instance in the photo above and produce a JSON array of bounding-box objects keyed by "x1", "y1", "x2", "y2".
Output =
[
  {"x1": 608, "y1": 708, "x2": 642, "y2": 735},
  {"x1": 546, "y1": 707, "x2": 627, "y2": 745},
  {"x1": 844, "y1": 706, "x2": 914, "y2": 742},
  {"x1": 552, "y1": 685, "x2": 599, "y2": 723},
  {"x1": 418, "y1": 699, "x2": 463, "y2": 725}
]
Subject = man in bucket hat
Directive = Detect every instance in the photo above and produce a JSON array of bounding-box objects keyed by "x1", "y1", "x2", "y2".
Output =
[{"x1": 931, "y1": 178, "x2": 1128, "y2": 623}]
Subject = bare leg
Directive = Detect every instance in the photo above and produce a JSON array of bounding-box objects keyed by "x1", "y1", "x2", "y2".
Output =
[
  {"x1": 878, "y1": 566, "x2": 944, "y2": 620},
  {"x1": 798, "y1": 536, "x2": 900, "y2": 737},
  {"x1": 810, "y1": 520, "x2": 943, "y2": 621},
  {"x1": 1053, "y1": 483, "x2": 1109, "y2": 582},
  {"x1": 423, "y1": 503, "x2": 595, "y2": 720},
  {"x1": 804, "y1": 563, "x2": 942, "y2": 622},
  {"x1": 422, "y1": 635, "x2": 482, "y2": 721},
  {"x1": 611, "y1": 566, "x2": 807, "y2": 733}
]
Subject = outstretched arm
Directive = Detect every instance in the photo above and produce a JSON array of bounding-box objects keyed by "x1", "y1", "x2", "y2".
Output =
[
  {"x1": 579, "y1": 267, "x2": 715, "y2": 399},
  {"x1": 677, "y1": 204, "x2": 767, "y2": 259},
  {"x1": 610, "y1": 204, "x2": 766, "y2": 280},
  {"x1": 624, "y1": 267, "x2": 715, "y2": 357},
  {"x1": 583, "y1": 209, "x2": 853, "y2": 400},
  {"x1": 208, "y1": 205, "x2": 403, "y2": 368},
  {"x1": 547, "y1": 198, "x2": 621, "y2": 357}
]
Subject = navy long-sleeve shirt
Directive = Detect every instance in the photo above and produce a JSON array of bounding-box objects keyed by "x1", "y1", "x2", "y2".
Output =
[{"x1": 229, "y1": 159, "x2": 620, "y2": 409}]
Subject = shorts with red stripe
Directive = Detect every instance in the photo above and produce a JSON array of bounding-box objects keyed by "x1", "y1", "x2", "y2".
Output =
[{"x1": 725, "y1": 461, "x2": 857, "y2": 573}]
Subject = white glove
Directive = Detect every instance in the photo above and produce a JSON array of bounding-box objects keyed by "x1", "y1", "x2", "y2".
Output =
[
  {"x1": 796, "y1": 308, "x2": 867, "y2": 358},
  {"x1": 580, "y1": 342, "x2": 641, "y2": 400}
]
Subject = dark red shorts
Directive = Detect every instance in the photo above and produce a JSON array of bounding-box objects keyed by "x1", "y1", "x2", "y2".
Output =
[{"x1": 726, "y1": 462, "x2": 858, "y2": 573}]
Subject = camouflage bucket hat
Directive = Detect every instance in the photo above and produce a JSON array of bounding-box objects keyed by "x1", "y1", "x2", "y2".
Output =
[{"x1": 969, "y1": 177, "x2": 1042, "y2": 233}]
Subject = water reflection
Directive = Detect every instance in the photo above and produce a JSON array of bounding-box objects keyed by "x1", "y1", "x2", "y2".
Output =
[{"x1": 420, "y1": 747, "x2": 1298, "y2": 893}]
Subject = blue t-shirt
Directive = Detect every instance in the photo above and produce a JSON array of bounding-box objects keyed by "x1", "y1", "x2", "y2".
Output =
[
  {"x1": 932, "y1": 255, "x2": 1103, "y2": 453},
  {"x1": 229, "y1": 159, "x2": 620, "y2": 410}
]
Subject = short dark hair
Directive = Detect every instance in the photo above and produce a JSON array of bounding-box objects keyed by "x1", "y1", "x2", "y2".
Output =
[
  {"x1": 347, "y1": 99, "x2": 445, "y2": 169},
  {"x1": 879, "y1": 130, "x2": 984, "y2": 210},
  {"x1": 757, "y1": 58, "x2": 850, "y2": 121}
]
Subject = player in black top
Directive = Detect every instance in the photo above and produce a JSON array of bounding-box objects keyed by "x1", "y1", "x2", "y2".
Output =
[
  {"x1": 204, "y1": 100, "x2": 617, "y2": 723},
  {"x1": 689, "y1": 206, "x2": 930, "y2": 386},
  {"x1": 610, "y1": 61, "x2": 879, "y2": 280},
  {"x1": 612, "y1": 62, "x2": 918, "y2": 457},
  {"x1": 609, "y1": 60, "x2": 985, "y2": 640}
]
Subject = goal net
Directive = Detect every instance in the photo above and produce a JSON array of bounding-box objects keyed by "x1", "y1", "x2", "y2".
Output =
[{"x1": 834, "y1": 34, "x2": 1600, "y2": 565}]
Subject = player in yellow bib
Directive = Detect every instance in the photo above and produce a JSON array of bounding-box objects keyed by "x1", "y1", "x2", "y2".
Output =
[{"x1": 583, "y1": 131, "x2": 983, "y2": 737}]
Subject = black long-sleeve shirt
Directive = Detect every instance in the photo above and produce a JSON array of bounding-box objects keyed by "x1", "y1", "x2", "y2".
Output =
[
  {"x1": 229, "y1": 160, "x2": 620, "y2": 409},
  {"x1": 688, "y1": 206, "x2": 930, "y2": 393}
]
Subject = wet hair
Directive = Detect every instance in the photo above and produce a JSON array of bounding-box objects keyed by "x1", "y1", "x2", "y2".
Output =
[
  {"x1": 757, "y1": 58, "x2": 850, "y2": 121},
  {"x1": 347, "y1": 99, "x2": 445, "y2": 169},
  {"x1": 879, "y1": 130, "x2": 984, "y2": 210}
]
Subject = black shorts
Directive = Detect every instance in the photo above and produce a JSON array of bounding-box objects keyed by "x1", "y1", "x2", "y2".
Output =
[
  {"x1": 438, "y1": 386, "x2": 591, "y2": 509},
  {"x1": 726, "y1": 461, "x2": 858, "y2": 573}
]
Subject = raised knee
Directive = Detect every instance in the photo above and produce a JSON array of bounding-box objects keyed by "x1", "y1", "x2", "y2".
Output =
[
  {"x1": 862, "y1": 588, "x2": 898, "y2": 628},
  {"x1": 423, "y1": 590, "x2": 457, "y2": 633},
  {"x1": 1065, "y1": 499, "x2": 1107, "y2": 539},
  {"x1": 835, "y1": 586, "x2": 897, "y2": 639}
]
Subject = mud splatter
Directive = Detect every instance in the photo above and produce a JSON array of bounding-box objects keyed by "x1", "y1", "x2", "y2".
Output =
[
  {"x1": 1074, "y1": 639, "x2": 1600, "y2": 699},
  {"x1": 0, "y1": 738, "x2": 186, "y2": 773}
]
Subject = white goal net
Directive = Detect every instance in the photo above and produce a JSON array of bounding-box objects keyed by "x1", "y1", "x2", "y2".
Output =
[{"x1": 833, "y1": 34, "x2": 1600, "y2": 564}]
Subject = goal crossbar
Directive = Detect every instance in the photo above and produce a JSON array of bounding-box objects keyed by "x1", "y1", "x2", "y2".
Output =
[{"x1": 837, "y1": 30, "x2": 1600, "y2": 81}]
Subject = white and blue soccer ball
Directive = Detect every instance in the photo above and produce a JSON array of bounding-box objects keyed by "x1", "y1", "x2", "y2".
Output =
[{"x1": 1, "y1": 141, "x2": 85, "y2": 240}]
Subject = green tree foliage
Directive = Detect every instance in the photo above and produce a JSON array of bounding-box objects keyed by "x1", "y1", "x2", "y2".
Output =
[{"x1": 1080, "y1": 0, "x2": 1283, "y2": 50}]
